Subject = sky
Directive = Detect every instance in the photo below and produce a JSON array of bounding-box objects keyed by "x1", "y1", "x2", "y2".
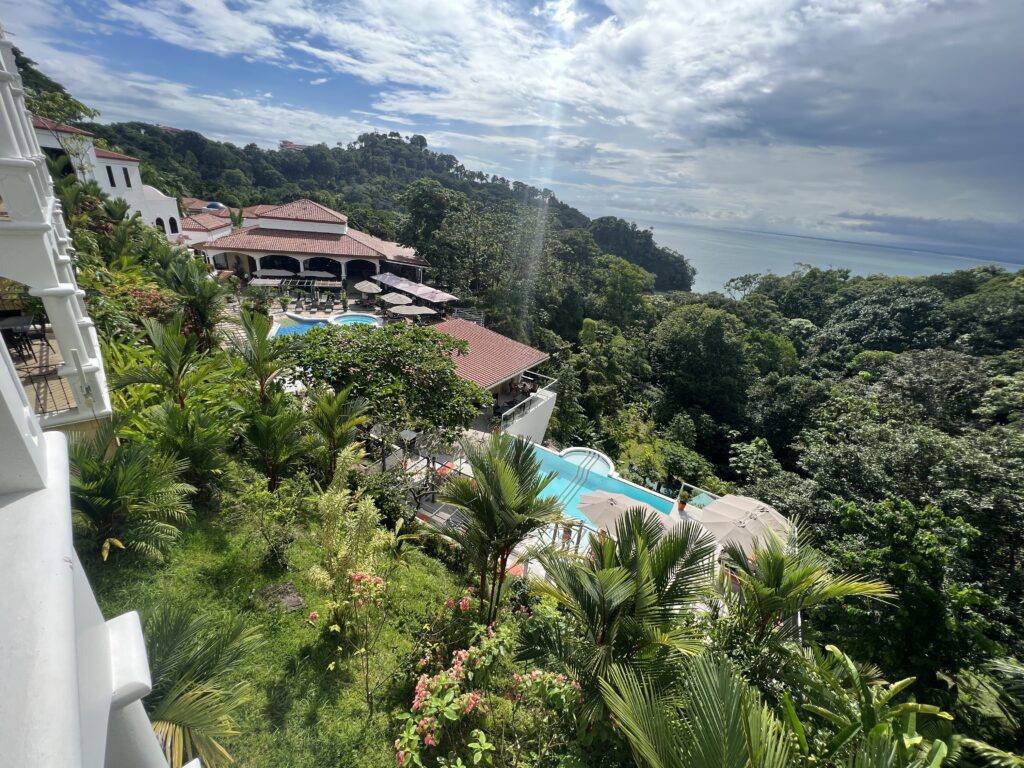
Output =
[{"x1": 2, "y1": 0, "x2": 1022, "y2": 260}]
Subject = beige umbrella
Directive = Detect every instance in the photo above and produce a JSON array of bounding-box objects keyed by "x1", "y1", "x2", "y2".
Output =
[
  {"x1": 578, "y1": 491, "x2": 661, "y2": 532},
  {"x1": 354, "y1": 279, "x2": 382, "y2": 293},
  {"x1": 380, "y1": 292, "x2": 412, "y2": 305},
  {"x1": 390, "y1": 305, "x2": 437, "y2": 316},
  {"x1": 696, "y1": 495, "x2": 789, "y2": 552}
]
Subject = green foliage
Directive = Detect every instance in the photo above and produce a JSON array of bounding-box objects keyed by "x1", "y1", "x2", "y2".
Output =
[
  {"x1": 143, "y1": 605, "x2": 264, "y2": 768},
  {"x1": 69, "y1": 416, "x2": 195, "y2": 560},
  {"x1": 284, "y1": 323, "x2": 488, "y2": 440},
  {"x1": 440, "y1": 434, "x2": 565, "y2": 624}
]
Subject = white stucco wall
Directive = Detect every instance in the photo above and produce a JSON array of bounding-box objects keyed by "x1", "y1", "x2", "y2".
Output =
[
  {"x1": 248, "y1": 217, "x2": 347, "y2": 235},
  {"x1": 503, "y1": 390, "x2": 557, "y2": 444}
]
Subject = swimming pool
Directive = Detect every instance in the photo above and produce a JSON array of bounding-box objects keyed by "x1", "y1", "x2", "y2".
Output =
[
  {"x1": 273, "y1": 312, "x2": 382, "y2": 337},
  {"x1": 532, "y1": 445, "x2": 676, "y2": 527}
]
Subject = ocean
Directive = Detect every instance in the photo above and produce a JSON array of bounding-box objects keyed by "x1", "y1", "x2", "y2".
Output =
[{"x1": 653, "y1": 223, "x2": 1024, "y2": 292}]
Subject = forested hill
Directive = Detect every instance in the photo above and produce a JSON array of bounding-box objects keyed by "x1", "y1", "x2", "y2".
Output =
[{"x1": 85, "y1": 120, "x2": 694, "y2": 291}]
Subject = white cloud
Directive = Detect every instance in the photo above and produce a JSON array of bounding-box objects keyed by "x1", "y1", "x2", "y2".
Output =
[{"x1": 3, "y1": 0, "x2": 1021, "y2": 255}]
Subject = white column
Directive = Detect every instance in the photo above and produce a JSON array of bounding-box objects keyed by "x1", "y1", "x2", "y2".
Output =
[{"x1": 339, "y1": 259, "x2": 347, "y2": 280}]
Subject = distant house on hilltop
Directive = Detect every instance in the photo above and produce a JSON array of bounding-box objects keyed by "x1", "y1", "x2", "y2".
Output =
[
  {"x1": 278, "y1": 139, "x2": 308, "y2": 152},
  {"x1": 31, "y1": 115, "x2": 180, "y2": 236}
]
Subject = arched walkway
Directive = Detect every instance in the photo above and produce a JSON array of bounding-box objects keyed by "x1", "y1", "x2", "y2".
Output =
[
  {"x1": 346, "y1": 258, "x2": 378, "y2": 282},
  {"x1": 305, "y1": 257, "x2": 343, "y2": 278},
  {"x1": 260, "y1": 254, "x2": 301, "y2": 273}
]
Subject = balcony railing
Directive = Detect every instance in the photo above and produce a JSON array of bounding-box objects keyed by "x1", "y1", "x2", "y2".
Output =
[{"x1": 500, "y1": 370, "x2": 557, "y2": 430}]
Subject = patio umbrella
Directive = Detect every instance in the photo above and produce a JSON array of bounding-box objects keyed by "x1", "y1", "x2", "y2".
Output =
[
  {"x1": 695, "y1": 494, "x2": 789, "y2": 552},
  {"x1": 577, "y1": 491, "x2": 658, "y2": 532},
  {"x1": 390, "y1": 305, "x2": 436, "y2": 316},
  {"x1": 301, "y1": 269, "x2": 337, "y2": 279},
  {"x1": 380, "y1": 292, "x2": 412, "y2": 305},
  {"x1": 255, "y1": 268, "x2": 295, "y2": 277},
  {"x1": 354, "y1": 279, "x2": 382, "y2": 294}
]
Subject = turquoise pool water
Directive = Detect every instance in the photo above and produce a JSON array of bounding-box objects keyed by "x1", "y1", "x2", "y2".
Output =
[
  {"x1": 274, "y1": 313, "x2": 381, "y2": 336},
  {"x1": 532, "y1": 445, "x2": 675, "y2": 525}
]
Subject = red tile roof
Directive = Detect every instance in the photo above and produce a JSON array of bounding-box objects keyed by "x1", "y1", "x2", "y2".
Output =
[
  {"x1": 94, "y1": 147, "x2": 140, "y2": 162},
  {"x1": 31, "y1": 115, "x2": 94, "y2": 137},
  {"x1": 242, "y1": 204, "x2": 278, "y2": 218},
  {"x1": 200, "y1": 226, "x2": 428, "y2": 266},
  {"x1": 258, "y1": 198, "x2": 348, "y2": 225},
  {"x1": 433, "y1": 318, "x2": 549, "y2": 389},
  {"x1": 182, "y1": 213, "x2": 232, "y2": 232},
  {"x1": 181, "y1": 196, "x2": 208, "y2": 212}
]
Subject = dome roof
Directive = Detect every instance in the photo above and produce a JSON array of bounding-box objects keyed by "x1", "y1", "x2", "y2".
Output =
[{"x1": 205, "y1": 201, "x2": 227, "y2": 210}]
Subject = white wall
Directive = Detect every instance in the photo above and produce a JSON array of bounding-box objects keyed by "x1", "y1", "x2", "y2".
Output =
[
  {"x1": 503, "y1": 390, "x2": 557, "y2": 444},
  {"x1": 247, "y1": 217, "x2": 347, "y2": 235}
]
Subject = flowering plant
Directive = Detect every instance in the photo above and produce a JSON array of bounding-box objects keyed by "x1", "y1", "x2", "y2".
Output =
[{"x1": 396, "y1": 623, "x2": 513, "y2": 767}]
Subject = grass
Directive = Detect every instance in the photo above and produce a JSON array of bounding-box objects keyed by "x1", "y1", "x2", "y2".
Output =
[{"x1": 88, "y1": 518, "x2": 460, "y2": 767}]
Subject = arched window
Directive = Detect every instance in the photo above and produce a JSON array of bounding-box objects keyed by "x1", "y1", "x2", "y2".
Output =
[
  {"x1": 168, "y1": 217, "x2": 179, "y2": 234},
  {"x1": 155, "y1": 217, "x2": 165, "y2": 232},
  {"x1": 105, "y1": 165, "x2": 116, "y2": 187}
]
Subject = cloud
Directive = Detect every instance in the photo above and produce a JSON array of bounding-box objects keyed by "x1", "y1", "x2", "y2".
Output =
[{"x1": 3, "y1": 0, "x2": 1022, "y2": 257}]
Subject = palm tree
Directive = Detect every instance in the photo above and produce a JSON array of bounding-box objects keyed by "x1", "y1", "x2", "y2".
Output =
[
  {"x1": 143, "y1": 605, "x2": 263, "y2": 768},
  {"x1": 163, "y1": 259, "x2": 229, "y2": 351},
  {"x1": 114, "y1": 316, "x2": 228, "y2": 408},
  {"x1": 716, "y1": 526, "x2": 893, "y2": 649},
  {"x1": 228, "y1": 309, "x2": 291, "y2": 405},
  {"x1": 526, "y1": 508, "x2": 716, "y2": 728},
  {"x1": 242, "y1": 391, "x2": 310, "y2": 490},
  {"x1": 603, "y1": 652, "x2": 952, "y2": 768},
  {"x1": 147, "y1": 400, "x2": 231, "y2": 494},
  {"x1": 603, "y1": 652, "x2": 793, "y2": 768},
  {"x1": 103, "y1": 197, "x2": 131, "y2": 222},
  {"x1": 69, "y1": 416, "x2": 194, "y2": 560},
  {"x1": 439, "y1": 433, "x2": 564, "y2": 623},
  {"x1": 309, "y1": 385, "x2": 369, "y2": 483}
]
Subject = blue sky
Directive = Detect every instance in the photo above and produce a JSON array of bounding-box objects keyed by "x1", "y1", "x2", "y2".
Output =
[{"x1": 3, "y1": 0, "x2": 1023, "y2": 259}]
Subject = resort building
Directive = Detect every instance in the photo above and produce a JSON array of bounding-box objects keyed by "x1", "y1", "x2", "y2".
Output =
[
  {"x1": 196, "y1": 198, "x2": 429, "y2": 282},
  {"x1": 433, "y1": 318, "x2": 557, "y2": 443},
  {"x1": 31, "y1": 116, "x2": 180, "y2": 236},
  {"x1": 1, "y1": 34, "x2": 172, "y2": 767}
]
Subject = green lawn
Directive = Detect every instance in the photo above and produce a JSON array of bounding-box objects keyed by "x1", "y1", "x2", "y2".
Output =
[{"x1": 89, "y1": 520, "x2": 459, "y2": 767}]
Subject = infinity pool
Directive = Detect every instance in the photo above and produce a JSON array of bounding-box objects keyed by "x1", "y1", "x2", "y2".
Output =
[
  {"x1": 273, "y1": 312, "x2": 382, "y2": 337},
  {"x1": 532, "y1": 445, "x2": 675, "y2": 526}
]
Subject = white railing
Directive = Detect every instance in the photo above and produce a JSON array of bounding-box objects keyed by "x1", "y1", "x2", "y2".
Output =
[{"x1": 500, "y1": 370, "x2": 557, "y2": 430}]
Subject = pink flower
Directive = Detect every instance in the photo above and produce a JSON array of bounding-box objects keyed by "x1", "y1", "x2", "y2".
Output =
[
  {"x1": 467, "y1": 586, "x2": 476, "y2": 595},
  {"x1": 445, "y1": 598, "x2": 455, "y2": 609},
  {"x1": 458, "y1": 596, "x2": 470, "y2": 612},
  {"x1": 464, "y1": 692, "x2": 481, "y2": 714},
  {"x1": 397, "y1": 750, "x2": 406, "y2": 767},
  {"x1": 308, "y1": 611, "x2": 318, "y2": 622},
  {"x1": 424, "y1": 733, "x2": 437, "y2": 747}
]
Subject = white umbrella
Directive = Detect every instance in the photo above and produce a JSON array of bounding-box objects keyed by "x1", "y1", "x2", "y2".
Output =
[
  {"x1": 390, "y1": 305, "x2": 436, "y2": 316},
  {"x1": 577, "y1": 491, "x2": 659, "y2": 532},
  {"x1": 354, "y1": 280, "x2": 382, "y2": 294},
  {"x1": 695, "y1": 495, "x2": 789, "y2": 552},
  {"x1": 380, "y1": 292, "x2": 412, "y2": 305},
  {"x1": 301, "y1": 269, "x2": 337, "y2": 279}
]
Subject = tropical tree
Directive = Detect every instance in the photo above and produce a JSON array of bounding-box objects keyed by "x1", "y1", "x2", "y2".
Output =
[
  {"x1": 143, "y1": 605, "x2": 263, "y2": 768},
  {"x1": 712, "y1": 526, "x2": 893, "y2": 652},
  {"x1": 145, "y1": 400, "x2": 231, "y2": 494},
  {"x1": 603, "y1": 651, "x2": 952, "y2": 768},
  {"x1": 526, "y1": 508, "x2": 716, "y2": 729},
  {"x1": 602, "y1": 652, "x2": 794, "y2": 768},
  {"x1": 784, "y1": 645, "x2": 953, "y2": 765},
  {"x1": 440, "y1": 434, "x2": 564, "y2": 623},
  {"x1": 69, "y1": 416, "x2": 194, "y2": 560},
  {"x1": 162, "y1": 258, "x2": 229, "y2": 351},
  {"x1": 241, "y1": 391, "x2": 310, "y2": 490},
  {"x1": 228, "y1": 309, "x2": 290, "y2": 405},
  {"x1": 308, "y1": 385, "x2": 369, "y2": 483},
  {"x1": 114, "y1": 316, "x2": 227, "y2": 408}
]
